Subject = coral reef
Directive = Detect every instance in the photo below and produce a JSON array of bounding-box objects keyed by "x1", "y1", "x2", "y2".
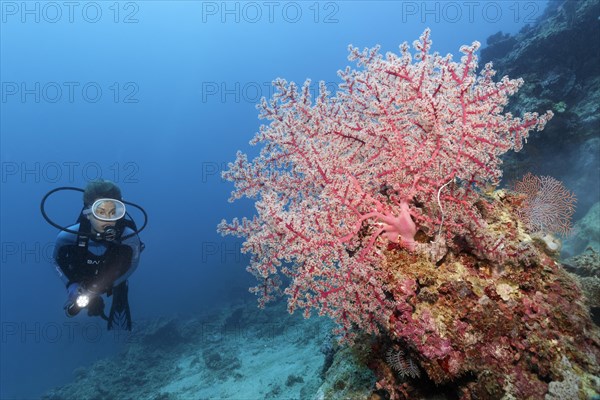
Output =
[
  {"x1": 315, "y1": 192, "x2": 600, "y2": 399},
  {"x1": 219, "y1": 27, "x2": 600, "y2": 399},
  {"x1": 368, "y1": 191, "x2": 600, "y2": 399}
]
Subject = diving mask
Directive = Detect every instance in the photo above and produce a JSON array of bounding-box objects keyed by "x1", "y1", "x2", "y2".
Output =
[{"x1": 83, "y1": 198, "x2": 126, "y2": 222}]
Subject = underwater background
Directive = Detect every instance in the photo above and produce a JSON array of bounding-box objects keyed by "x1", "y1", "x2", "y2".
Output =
[{"x1": 1, "y1": 1, "x2": 599, "y2": 399}]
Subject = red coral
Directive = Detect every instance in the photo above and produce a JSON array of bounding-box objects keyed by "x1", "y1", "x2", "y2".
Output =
[{"x1": 218, "y1": 30, "x2": 552, "y2": 340}]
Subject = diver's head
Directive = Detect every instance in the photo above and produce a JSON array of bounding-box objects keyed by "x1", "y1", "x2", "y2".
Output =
[{"x1": 82, "y1": 179, "x2": 124, "y2": 235}]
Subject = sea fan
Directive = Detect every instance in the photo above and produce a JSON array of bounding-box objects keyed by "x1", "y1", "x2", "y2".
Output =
[{"x1": 513, "y1": 173, "x2": 576, "y2": 237}]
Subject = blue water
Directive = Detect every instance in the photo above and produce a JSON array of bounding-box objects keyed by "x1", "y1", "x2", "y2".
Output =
[{"x1": 0, "y1": 1, "x2": 550, "y2": 398}]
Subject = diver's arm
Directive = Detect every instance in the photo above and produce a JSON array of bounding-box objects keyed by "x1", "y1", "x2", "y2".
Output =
[
  {"x1": 81, "y1": 227, "x2": 138, "y2": 293},
  {"x1": 53, "y1": 227, "x2": 79, "y2": 286},
  {"x1": 112, "y1": 229, "x2": 141, "y2": 287}
]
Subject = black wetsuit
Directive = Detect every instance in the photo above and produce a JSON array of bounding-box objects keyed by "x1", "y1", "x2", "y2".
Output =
[{"x1": 53, "y1": 224, "x2": 141, "y2": 329}]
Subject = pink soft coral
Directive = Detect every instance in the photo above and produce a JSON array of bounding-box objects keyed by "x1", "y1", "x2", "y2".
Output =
[{"x1": 218, "y1": 29, "x2": 553, "y2": 339}]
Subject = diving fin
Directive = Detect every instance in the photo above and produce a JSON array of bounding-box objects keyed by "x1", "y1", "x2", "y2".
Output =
[{"x1": 107, "y1": 281, "x2": 132, "y2": 331}]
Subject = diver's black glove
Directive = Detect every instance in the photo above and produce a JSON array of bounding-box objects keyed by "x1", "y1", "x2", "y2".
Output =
[{"x1": 86, "y1": 296, "x2": 106, "y2": 318}]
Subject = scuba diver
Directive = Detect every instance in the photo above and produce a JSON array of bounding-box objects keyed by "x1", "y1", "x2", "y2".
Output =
[{"x1": 41, "y1": 179, "x2": 147, "y2": 330}]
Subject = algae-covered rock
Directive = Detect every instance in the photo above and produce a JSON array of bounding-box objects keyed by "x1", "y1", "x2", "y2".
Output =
[{"x1": 314, "y1": 345, "x2": 375, "y2": 400}]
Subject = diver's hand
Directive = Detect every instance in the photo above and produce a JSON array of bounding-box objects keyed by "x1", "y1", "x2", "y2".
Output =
[{"x1": 64, "y1": 283, "x2": 99, "y2": 317}]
